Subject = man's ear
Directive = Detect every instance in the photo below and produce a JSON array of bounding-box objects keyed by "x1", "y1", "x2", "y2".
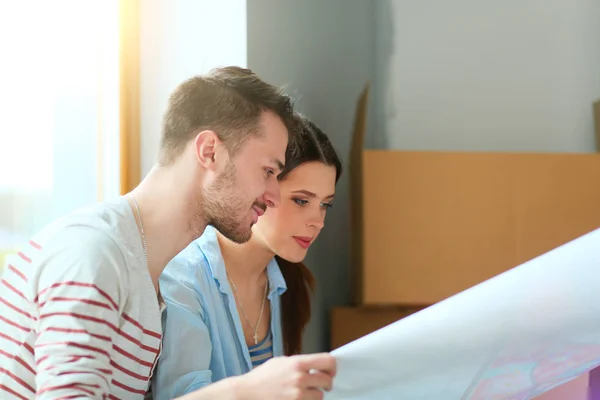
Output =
[{"x1": 194, "y1": 130, "x2": 221, "y2": 171}]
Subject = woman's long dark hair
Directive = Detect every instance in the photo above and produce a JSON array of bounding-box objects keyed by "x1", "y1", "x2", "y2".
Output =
[{"x1": 277, "y1": 115, "x2": 342, "y2": 355}]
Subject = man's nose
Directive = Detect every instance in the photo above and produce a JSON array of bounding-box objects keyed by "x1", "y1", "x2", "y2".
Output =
[{"x1": 263, "y1": 178, "x2": 281, "y2": 208}]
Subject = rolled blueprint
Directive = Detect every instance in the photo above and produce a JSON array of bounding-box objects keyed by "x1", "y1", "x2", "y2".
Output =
[{"x1": 326, "y1": 228, "x2": 600, "y2": 400}]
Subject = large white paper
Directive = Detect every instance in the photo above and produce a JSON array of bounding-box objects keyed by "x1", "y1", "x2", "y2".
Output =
[{"x1": 326, "y1": 228, "x2": 600, "y2": 400}]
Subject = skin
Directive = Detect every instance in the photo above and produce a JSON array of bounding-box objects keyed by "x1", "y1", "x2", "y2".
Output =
[
  {"x1": 218, "y1": 161, "x2": 338, "y2": 347},
  {"x1": 253, "y1": 161, "x2": 337, "y2": 263},
  {"x1": 130, "y1": 111, "x2": 287, "y2": 290},
  {"x1": 129, "y1": 110, "x2": 336, "y2": 400},
  {"x1": 191, "y1": 112, "x2": 288, "y2": 244}
]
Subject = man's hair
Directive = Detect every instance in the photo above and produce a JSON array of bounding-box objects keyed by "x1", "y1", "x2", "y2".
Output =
[{"x1": 158, "y1": 66, "x2": 296, "y2": 164}]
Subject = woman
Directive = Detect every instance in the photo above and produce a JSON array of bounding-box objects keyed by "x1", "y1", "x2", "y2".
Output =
[{"x1": 152, "y1": 115, "x2": 343, "y2": 399}]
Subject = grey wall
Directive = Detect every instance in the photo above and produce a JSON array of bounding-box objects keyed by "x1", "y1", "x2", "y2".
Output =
[
  {"x1": 375, "y1": 0, "x2": 600, "y2": 152},
  {"x1": 246, "y1": 0, "x2": 375, "y2": 353}
]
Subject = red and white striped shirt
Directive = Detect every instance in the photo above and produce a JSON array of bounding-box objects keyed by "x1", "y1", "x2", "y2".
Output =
[{"x1": 0, "y1": 197, "x2": 164, "y2": 399}]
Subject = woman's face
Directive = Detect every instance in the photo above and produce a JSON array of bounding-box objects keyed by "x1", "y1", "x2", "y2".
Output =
[{"x1": 252, "y1": 161, "x2": 337, "y2": 262}]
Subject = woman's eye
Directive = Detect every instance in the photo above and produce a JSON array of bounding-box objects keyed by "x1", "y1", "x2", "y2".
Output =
[
  {"x1": 265, "y1": 169, "x2": 275, "y2": 178},
  {"x1": 293, "y1": 198, "x2": 308, "y2": 206},
  {"x1": 321, "y1": 202, "x2": 333, "y2": 209}
]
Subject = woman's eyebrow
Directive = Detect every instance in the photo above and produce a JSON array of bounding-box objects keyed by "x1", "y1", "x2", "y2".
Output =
[
  {"x1": 291, "y1": 190, "x2": 316, "y2": 197},
  {"x1": 291, "y1": 190, "x2": 335, "y2": 199}
]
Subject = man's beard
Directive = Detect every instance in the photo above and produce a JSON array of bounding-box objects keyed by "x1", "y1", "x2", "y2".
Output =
[{"x1": 194, "y1": 161, "x2": 257, "y2": 244}]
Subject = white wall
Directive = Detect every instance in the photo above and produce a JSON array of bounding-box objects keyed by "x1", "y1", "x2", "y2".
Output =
[
  {"x1": 375, "y1": 0, "x2": 600, "y2": 152},
  {"x1": 246, "y1": 0, "x2": 374, "y2": 353},
  {"x1": 139, "y1": 0, "x2": 247, "y2": 176}
]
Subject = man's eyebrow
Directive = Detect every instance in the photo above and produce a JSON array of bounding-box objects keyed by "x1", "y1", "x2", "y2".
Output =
[{"x1": 272, "y1": 158, "x2": 285, "y2": 171}]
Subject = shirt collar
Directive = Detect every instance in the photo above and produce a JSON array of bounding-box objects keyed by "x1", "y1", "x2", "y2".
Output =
[
  {"x1": 195, "y1": 225, "x2": 230, "y2": 294},
  {"x1": 195, "y1": 225, "x2": 287, "y2": 297},
  {"x1": 266, "y1": 257, "x2": 287, "y2": 298},
  {"x1": 157, "y1": 291, "x2": 167, "y2": 313}
]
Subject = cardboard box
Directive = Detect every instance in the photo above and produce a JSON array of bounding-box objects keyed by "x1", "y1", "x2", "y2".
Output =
[
  {"x1": 349, "y1": 84, "x2": 600, "y2": 305},
  {"x1": 330, "y1": 306, "x2": 422, "y2": 350},
  {"x1": 594, "y1": 100, "x2": 600, "y2": 152}
]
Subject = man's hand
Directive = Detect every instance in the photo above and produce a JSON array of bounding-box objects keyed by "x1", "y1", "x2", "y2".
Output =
[{"x1": 237, "y1": 353, "x2": 337, "y2": 400}]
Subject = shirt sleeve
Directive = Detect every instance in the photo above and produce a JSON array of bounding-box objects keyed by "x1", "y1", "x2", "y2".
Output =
[
  {"x1": 151, "y1": 257, "x2": 213, "y2": 400},
  {"x1": 33, "y1": 227, "x2": 127, "y2": 399}
]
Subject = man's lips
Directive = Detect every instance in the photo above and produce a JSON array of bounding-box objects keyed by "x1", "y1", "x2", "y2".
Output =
[
  {"x1": 251, "y1": 205, "x2": 265, "y2": 224},
  {"x1": 293, "y1": 236, "x2": 312, "y2": 249},
  {"x1": 252, "y1": 205, "x2": 265, "y2": 217}
]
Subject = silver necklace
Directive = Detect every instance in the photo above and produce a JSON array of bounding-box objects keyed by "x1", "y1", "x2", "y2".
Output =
[
  {"x1": 229, "y1": 275, "x2": 268, "y2": 345},
  {"x1": 128, "y1": 194, "x2": 147, "y2": 263}
]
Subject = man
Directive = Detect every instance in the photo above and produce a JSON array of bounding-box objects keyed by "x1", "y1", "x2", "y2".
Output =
[{"x1": 0, "y1": 66, "x2": 336, "y2": 400}]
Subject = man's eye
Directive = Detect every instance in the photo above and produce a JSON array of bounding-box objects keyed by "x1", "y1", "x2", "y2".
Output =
[{"x1": 265, "y1": 169, "x2": 275, "y2": 177}]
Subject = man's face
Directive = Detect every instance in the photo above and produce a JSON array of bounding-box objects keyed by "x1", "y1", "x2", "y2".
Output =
[{"x1": 201, "y1": 111, "x2": 288, "y2": 244}]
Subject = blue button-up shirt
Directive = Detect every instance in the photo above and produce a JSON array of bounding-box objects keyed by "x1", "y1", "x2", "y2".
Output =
[{"x1": 151, "y1": 226, "x2": 287, "y2": 400}]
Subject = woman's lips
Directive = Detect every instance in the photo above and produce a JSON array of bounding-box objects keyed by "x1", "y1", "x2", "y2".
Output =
[{"x1": 293, "y1": 236, "x2": 312, "y2": 249}]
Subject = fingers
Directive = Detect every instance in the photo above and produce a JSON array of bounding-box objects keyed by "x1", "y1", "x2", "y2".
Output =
[
  {"x1": 295, "y1": 353, "x2": 337, "y2": 376},
  {"x1": 303, "y1": 388, "x2": 325, "y2": 400},
  {"x1": 301, "y1": 371, "x2": 333, "y2": 392}
]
